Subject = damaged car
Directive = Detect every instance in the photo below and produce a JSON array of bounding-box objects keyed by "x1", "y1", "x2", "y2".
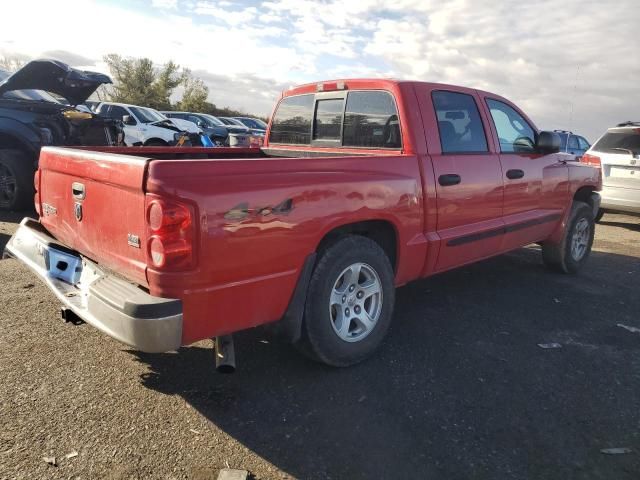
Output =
[{"x1": 0, "y1": 59, "x2": 123, "y2": 210}]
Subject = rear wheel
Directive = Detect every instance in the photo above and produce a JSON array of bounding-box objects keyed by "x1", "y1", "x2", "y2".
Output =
[
  {"x1": 542, "y1": 201, "x2": 595, "y2": 273},
  {"x1": 0, "y1": 149, "x2": 34, "y2": 211},
  {"x1": 297, "y1": 235, "x2": 395, "y2": 367}
]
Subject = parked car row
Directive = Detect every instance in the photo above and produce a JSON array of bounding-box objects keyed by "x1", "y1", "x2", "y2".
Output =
[{"x1": 0, "y1": 59, "x2": 268, "y2": 211}]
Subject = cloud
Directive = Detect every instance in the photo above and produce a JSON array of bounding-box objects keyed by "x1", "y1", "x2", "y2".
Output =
[
  {"x1": 152, "y1": 0, "x2": 177, "y2": 8},
  {"x1": 40, "y1": 50, "x2": 96, "y2": 68},
  {"x1": 0, "y1": 0, "x2": 637, "y2": 137}
]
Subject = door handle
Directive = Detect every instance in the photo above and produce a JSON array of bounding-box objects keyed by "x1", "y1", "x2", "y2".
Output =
[
  {"x1": 438, "y1": 174, "x2": 461, "y2": 186},
  {"x1": 71, "y1": 182, "x2": 85, "y2": 200},
  {"x1": 506, "y1": 169, "x2": 525, "y2": 180}
]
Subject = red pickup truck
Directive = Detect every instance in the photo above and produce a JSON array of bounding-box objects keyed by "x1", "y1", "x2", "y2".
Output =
[{"x1": 6, "y1": 79, "x2": 602, "y2": 368}]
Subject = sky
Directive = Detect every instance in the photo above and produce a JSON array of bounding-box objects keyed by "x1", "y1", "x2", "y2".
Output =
[{"x1": 1, "y1": 0, "x2": 638, "y2": 141}]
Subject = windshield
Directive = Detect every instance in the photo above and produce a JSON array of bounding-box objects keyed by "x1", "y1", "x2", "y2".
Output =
[
  {"x1": 223, "y1": 117, "x2": 245, "y2": 126},
  {"x1": 593, "y1": 130, "x2": 640, "y2": 155},
  {"x1": 130, "y1": 106, "x2": 165, "y2": 123},
  {"x1": 202, "y1": 114, "x2": 225, "y2": 126}
]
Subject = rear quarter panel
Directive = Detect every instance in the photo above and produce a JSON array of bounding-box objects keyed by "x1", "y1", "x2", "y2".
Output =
[{"x1": 145, "y1": 155, "x2": 426, "y2": 344}]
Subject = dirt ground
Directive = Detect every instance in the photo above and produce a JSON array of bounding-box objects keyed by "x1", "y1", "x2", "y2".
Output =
[{"x1": 0, "y1": 211, "x2": 639, "y2": 480}]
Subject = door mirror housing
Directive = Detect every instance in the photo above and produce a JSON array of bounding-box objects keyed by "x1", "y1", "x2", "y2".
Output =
[
  {"x1": 122, "y1": 115, "x2": 137, "y2": 126},
  {"x1": 536, "y1": 131, "x2": 560, "y2": 154}
]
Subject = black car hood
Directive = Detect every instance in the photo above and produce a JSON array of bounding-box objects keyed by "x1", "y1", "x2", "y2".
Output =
[{"x1": 0, "y1": 59, "x2": 112, "y2": 105}]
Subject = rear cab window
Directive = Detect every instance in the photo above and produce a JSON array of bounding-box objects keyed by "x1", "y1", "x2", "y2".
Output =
[{"x1": 268, "y1": 90, "x2": 401, "y2": 149}]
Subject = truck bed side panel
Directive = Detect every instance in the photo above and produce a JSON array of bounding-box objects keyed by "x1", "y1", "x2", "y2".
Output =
[{"x1": 145, "y1": 155, "x2": 426, "y2": 344}]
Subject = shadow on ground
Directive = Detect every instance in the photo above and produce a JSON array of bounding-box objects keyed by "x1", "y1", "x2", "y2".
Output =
[
  {"x1": 131, "y1": 248, "x2": 640, "y2": 479},
  {"x1": 599, "y1": 219, "x2": 640, "y2": 233},
  {"x1": 0, "y1": 210, "x2": 34, "y2": 252}
]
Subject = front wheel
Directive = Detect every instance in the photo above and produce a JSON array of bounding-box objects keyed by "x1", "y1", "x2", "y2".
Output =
[
  {"x1": 297, "y1": 235, "x2": 395, "y2": 367},
  {"x1": 0, "y1": 149, "x2": 34, "y2": 211},
  {"x1": 542, "y1": 201, "x2": 595, "y2": 273}
]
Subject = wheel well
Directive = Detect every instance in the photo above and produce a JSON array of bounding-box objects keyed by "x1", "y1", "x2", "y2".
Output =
[
  {"x1": 144, "y1": 138, "x2": 168, "y2": 146},
  {"x1": 573, "y1": 186, "x2": 596, "y2": 209},
  {"x1": 317, "y1": 220, "x2": 398, "y2": 272},
  {"x1": 0, "y1": 133, "x2": 34, "y2": 155}
]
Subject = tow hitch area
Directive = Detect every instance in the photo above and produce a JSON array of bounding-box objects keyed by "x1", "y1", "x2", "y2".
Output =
[
  {"x1": 214, "y1": 335, "x2": 236, "y2": 374},
  {"x1": 60, "y1": 307, "x2": 85, "y2": 325}
]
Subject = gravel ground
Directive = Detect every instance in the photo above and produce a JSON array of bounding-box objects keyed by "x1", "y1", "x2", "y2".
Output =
[{"x1": 0, "y1": 211, "x2": 639, "y2": 480}]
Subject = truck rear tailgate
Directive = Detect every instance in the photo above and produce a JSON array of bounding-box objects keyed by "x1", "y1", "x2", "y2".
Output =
[{"x1": 37, "y1": 147, "x2": 150, "y2": 286}]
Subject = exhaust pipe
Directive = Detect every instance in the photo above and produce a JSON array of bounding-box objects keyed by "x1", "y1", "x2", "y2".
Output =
[
  {"x1": 214, "y1": 335, "x2": 236, "y2": 374},
  {"x1": 60, "y1": 307, "x2": 84, "y2": 325}
]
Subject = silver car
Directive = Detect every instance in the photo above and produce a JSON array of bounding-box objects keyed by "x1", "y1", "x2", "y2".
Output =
[{"x1": 585, "y1": 122, "x2": 640, "y2": 220}]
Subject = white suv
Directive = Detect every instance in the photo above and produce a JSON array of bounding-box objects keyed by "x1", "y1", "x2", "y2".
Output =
[
  {"x1": 583, "y1": 122, "x2": 640, "y2": 220},
  {"x1": 95, "y1": 102, "x2": 199, "y2": 146}
]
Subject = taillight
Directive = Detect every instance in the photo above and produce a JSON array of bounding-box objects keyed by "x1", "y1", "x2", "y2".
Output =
[
  {"x1": 581, "y1": 153, "x2": 601, "y2": 167},
  {"x1": 34, "y1": 169, "x2": 41, "y2": 216},
  {"x1": 146, "y1": 197, "x2": 194, "y2": 270}
]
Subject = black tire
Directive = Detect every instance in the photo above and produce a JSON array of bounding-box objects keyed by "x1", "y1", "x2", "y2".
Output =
[
  {"x1": 594, "y1": 208, "x2": 605, "y2": 223},
  {"x1": 0, "y1": 149, "x2": 34, "y2": 211},
  {"x1": 297, "y1": 235, "x2": 395, "y2": 367},
  {"x1": 542, "y1": 201, "x2": 595, "y2": 274}
]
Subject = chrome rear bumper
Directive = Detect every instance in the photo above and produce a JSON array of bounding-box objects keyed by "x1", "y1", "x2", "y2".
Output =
[{"x1": 4, "y1": 218, "x2": 183, "y2": 353}]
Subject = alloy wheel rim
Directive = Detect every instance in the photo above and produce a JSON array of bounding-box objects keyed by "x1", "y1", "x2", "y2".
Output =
[
  {"x1": 571, "y1": 217, "x2": 590, "y2": 261},
  {"x1": 329, "y1": 262, "x2": 383, "y2": 343},
  {"x1": 0, "y1": 164, "x2": 16, "y2": 209}
]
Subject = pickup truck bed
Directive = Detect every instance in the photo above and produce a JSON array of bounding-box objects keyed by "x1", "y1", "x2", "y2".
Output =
[{"x1": 6, "y1": 79, "x2": 602, "y2": 367}]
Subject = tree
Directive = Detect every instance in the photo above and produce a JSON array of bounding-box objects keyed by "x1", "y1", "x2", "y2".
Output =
[
  {"x1": 0, "y1": 55, "x2": 28, "y2": 72},
  {"x1": 176, "y1": 73, "x2": 210, "y2": 112},
  {"x1": 103, "y1": 54, "x2": 186, "y2": 110}
]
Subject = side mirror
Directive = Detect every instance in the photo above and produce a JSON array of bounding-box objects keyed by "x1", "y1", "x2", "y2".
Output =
[
  {"x1": 537, "y1": 131, "x2": 560, "y2": 154},
  {"x1": 197, "y1": 121, "x2": 206, "y2": 128},
  {"x1": 122, "y1": 115, "x2": 136, "y2": 126}
]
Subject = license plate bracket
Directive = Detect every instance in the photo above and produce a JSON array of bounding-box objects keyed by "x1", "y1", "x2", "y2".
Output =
[{"x1": 45, "y1": 246, "x2": 83, "y2": 285}]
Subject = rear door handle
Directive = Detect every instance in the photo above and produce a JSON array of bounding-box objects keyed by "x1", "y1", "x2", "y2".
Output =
[
  {"x1": 438, "y1": 174, "x2": 461, "y2": 186},
  {"x1": 506, "y1": 169, "x2": 525, "y2": 180}
]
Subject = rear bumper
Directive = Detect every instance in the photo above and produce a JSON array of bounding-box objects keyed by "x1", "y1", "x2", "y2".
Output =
[
  {"x1": 600, "y1": 184, "x2": 640, "y2": 214},
  {"x1": 4, "y1": 218, "x2": 183, "y2": 353}
]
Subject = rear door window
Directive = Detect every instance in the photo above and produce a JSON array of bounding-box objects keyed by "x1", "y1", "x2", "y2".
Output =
[
  {"x1": 568, "y1": 135, "x2": 579, "y2": 150},
  {"x1": 486, "y1": 99, "x2": 536, "y2": 153},
  {"x1": 432, "y1": 91, "x2": 488, "y2": 153},
  {"x1": 593, "y1": 131, "x2": 640, "y2": 155},
  {"x1": 269, "y1": 94, "x2": 314, "y2": 145},
  {"x1": 343, "y1": 91, "x2": 400, "y2": 148}
]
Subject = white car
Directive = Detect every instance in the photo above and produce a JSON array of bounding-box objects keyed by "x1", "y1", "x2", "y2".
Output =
[
  {"x1": 583, "y1": 121, "x2": 640, "y2": 220},
  {"x1": 95, "y1": 102, "x2": 200, "y2": 146}
]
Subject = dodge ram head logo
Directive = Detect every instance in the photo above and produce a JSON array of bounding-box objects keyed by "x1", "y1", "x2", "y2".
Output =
[{"x1": 74, "y1": 202, "x2": 83, "y2": 222}]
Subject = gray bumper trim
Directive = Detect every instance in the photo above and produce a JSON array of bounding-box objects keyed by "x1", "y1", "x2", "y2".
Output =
[{"x1": 5, "y1": 218, "x2": 183, "y2": 353}]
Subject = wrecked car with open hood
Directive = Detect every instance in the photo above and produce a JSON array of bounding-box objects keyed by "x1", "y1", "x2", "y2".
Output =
[{"x1": 0, "y1": 59, "x2": 123, "y2": 210}]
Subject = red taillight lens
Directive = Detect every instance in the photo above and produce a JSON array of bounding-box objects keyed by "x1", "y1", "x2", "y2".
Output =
[
  {"x1": 146, "y1": 197, "x2": 194, "y2": 270},
  {"x1": 581, "y1": 153, "x2": 601, "y2": 167},
  {"x1": 34, "y1": 170, "x2": 41, "y2": 216},
  {"x1": 148, "y1": 200, "x2": 191, "y2": 232}
]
